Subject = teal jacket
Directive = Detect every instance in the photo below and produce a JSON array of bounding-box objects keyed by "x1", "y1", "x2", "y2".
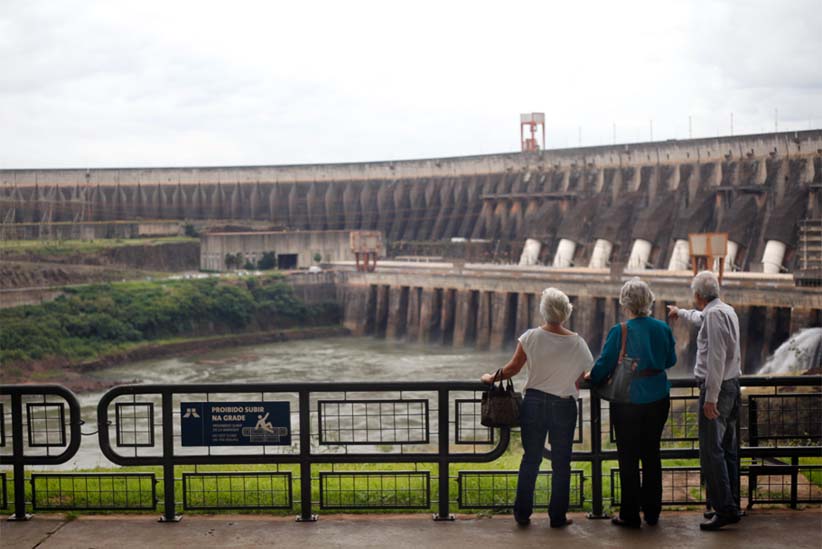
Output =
[{"x1": 590, "y1": 316, "x2": 677, "y2": 404}]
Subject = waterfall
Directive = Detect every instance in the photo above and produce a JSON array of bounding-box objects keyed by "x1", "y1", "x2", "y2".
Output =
[{"x1": 757, "y1": 327, "x2": 822, "y2": 375}]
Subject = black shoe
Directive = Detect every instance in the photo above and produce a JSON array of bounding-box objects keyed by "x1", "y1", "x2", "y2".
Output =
[
  {"x1": 611, "y1": 516, "x2": 641, "y2": 529},
  {"x1": 704, "y1": 510, "x2": 743, "y2": 520},
  {"x1": 514, "y1": 515, "x2": 531, "y2": 527},
  {"x1": 644, "y1": 516, "x2": 659, "y2": 526},
  {"x1": 700, "y1": 513, "x2": 740, "y2": 531},
  {"x1": 550, "y1": 518, "x2": 573, "y2": 528}
]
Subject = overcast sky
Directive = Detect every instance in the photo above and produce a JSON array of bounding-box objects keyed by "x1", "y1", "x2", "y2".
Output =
[{"x1": 1, "y1": 0, "x2": 820, "y2": 169}]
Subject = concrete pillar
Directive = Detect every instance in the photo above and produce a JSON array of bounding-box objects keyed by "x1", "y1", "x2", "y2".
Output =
[
  {"x1": 762, "y1": 240, "x2": 787, "y2": 274},
  {"x1": 755, "y1": 158, "x2": 768, "y2": 185},
  {"x1": 628, "y1": 239, "x2": 653, "y2": 270},
  {"x1": 668, "y1": 239, "x2": 691, "y2": 270},
  {"x1": 670, "y1": 164, "x2": 681, "y2": 191},
  {"x1": 342, "y1": 285, "x2": 373, "y2": 337},
  {"x1": 440, "y1": 289, "x2": 457, "y2": 345},
  {"x1": 385, "y1": 286, "x2": 408, "y2": 340},
  {"x1": 589, "y1": 239, "x2": 613, "y2": 268},
  {"x1": 653, "y1": 300, "x2": 667, "y2": 322},
  {"x1": 573, "y1": 295, "x2": 597, "y2": 351},
  {"x1": 452, "y1": 290, "x2": 477, "y2": 347},
  {"x1": 629, "y1": 167, "x2": 641, "y2": 192},
  {"x1": 553, "y1": 238, "x2": 577, "y2": 267},
  {"x1": 406, "y1": 287, "x2": 421, "y2": 342},
  {"x1": 419, "y1": 288, "x2": 442, "y2": 343},
  {"x1": 603, "y1": 297, "x2": 620, "y2": 333},
  {"x1": 519, "y1": 238, "x2": 542, "y2": 266},
  {"x1": 374, "y1": 285, "x2": 390, "y2": 337},
  {"x1": 515, "y1": 292, "x2": 531, "y2": 338},
  {"x1": 476, "y1": 291, "x2": 492, "y2": 350},
  {"x1": 490, "y1": 292, "x2": 512, "y2": 350},
  {"x1": 594, "y1": 169, "x2": 605, "y2": 193}
]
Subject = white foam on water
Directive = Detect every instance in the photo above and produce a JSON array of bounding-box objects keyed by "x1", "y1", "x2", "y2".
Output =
[{"x1": 757, "y1": 327, "x2": 822, "y2": 375}]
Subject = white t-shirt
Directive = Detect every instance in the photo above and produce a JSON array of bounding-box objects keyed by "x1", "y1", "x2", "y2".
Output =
[{"x1": 518, "y1": 328, "x2": 593, "y2": 398}]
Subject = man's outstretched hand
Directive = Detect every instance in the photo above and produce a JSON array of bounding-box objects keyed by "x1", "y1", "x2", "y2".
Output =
[{"x1": 667, "y1": 305, "x2": 680, "y2": 320}]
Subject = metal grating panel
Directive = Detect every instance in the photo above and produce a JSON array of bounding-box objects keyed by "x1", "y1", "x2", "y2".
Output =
[
  {"x1": 31, "y1": 473, "x2": 156, "y2": 511},
  {"x1": 748, "y1": 465, "x2": 822, "y2": 506},
  {"x1": 317, "y1": 399, "x2": 429, "y2": 445},
  {"x1": 319, "y1": 471, "x2": 430, "y2": 510},
  {"x1": 455, "y1": 399, "x2": 493, "y2": 444},
  {"x1": 749, "y1": 394, "x2": 822, "y2": 445},
  {"x1": 26, "y1": 402, "x2": 66, "y2": 447},
  {"x1": 183, "y1": 472, "x2": 292, "y2": 510},
  {"x1": 115, "y1": 402, "x2": 155, "y2": 447},
  {"x1": 457, "y1": 470, "x2": 585, "y2": 510},
  {"x1": 0, "y1": 473, "x2": 6, "y2": 509},
  {"x1": 610, "y1": 396, "x2": 700, "y2": 444},
  {"x1": 609, "y1": 466, "x2": 705, "y2": 507}
]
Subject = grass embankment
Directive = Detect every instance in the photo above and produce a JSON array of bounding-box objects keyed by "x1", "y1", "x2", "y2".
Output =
[
  {"x1": 0, "y1": 236, "x2": 198, "y2": 255},
  {"x1": 0, "y1": 274, "x2": 340, "y2": 369}
]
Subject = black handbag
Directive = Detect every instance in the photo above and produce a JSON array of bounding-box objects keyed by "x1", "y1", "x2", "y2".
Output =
[
  {"x1": 595, "y1": 322, "x2": 662, "y2": 403},
  {"x1": 481, "y1": 369, "x2": 523, "y2": 427}
]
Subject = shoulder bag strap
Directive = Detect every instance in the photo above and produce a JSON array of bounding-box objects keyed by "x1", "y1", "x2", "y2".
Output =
[{"x1": 618, "y1": 322, "x2": 628, "y2": 363}]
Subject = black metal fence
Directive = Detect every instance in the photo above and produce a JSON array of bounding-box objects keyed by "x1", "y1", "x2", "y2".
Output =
[{"x1": 1, "y1": 376, "x2": 820, "y2": 522}]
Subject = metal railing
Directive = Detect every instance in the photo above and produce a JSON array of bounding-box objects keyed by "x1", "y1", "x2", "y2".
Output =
[{"x1": 1, "y1": 376, "x2": 820, "y2": 522}]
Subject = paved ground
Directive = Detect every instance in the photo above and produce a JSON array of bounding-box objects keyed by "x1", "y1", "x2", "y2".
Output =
[{"x1": 2, "y1": 510, "x2": 821, "y2": 549}]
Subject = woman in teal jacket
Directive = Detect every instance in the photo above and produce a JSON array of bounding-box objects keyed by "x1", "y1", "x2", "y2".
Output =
[{"x1": 588, "y1": 278, "x2": 677, "y2": 528}]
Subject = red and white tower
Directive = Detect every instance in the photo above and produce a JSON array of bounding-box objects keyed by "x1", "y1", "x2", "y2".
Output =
[{"x1": 520, "y1": 113, "x2": 545, "y2": 152}]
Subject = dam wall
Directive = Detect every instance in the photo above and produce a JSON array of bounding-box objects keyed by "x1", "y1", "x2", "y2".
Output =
[{"x1": 3, "y1": 130, "x2": 822, "y2": 274}]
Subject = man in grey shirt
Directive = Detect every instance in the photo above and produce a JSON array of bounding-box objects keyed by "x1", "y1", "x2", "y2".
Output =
[{"x1": 668, "y1": 270, "x2": 742, "y2": 530}]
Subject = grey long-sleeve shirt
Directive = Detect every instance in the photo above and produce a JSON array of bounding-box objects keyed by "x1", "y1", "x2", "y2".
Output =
[{"x1": 676, "y1": 298, "x2": 742, "y2": 403}]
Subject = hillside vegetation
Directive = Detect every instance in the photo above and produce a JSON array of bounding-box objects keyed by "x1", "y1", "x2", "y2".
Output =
[{"x1": 0, "y1": 275, "x2": 339, "y2": 364}]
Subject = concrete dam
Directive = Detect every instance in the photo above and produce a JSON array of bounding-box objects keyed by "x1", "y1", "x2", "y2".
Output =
[{"x1": 3, "y1": 130, "x2": 821, "y2": 371}]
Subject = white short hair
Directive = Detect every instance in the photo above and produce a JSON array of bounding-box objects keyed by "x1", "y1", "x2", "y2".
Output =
[
  {"x1": 691, "y1": 270, "x2": 720, "y2": 301},
  {"x1": 619, "y1": 277, "x2": 655, "y2": 317},
  {"x1": 540, "y1": 287, "x2": 573, "y2": 324}
]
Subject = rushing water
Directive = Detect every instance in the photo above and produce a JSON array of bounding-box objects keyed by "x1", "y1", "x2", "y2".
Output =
[
  {"x1": 758, "y1": 328, "x2": 822, "y2": 375},
  {"x1": 65, "y1": 337, "x2": 513, "y2": 469}
]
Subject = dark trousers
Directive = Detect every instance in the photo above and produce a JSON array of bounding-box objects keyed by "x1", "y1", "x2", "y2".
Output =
[
  {"x1": 611, "y1": 396, "x2": 670, "y2": 523},
  {"x1": 514, "y1": 389, "x2": 578, "y2": 524},
  {"x1": 699, "y1": 377, "x2": 741, "y2": 518}
]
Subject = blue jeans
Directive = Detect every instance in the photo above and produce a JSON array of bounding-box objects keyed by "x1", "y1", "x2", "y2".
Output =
[
  {"x1": 699, "y1": 377, "x2": 741, "y2": 518},
  {"x1": 514, "y1": 389, "x2": 577, "y2": 524}
]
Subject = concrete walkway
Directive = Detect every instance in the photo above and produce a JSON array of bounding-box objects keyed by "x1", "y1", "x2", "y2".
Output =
[{"x1": 2, "y1": 510, "x2": 821, "y2": 549}]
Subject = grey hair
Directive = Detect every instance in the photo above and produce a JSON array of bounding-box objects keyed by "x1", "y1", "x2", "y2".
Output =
[
  {"x1": 691, "y1": 270, "x2": 720, "y2": 301},
  {"x1": 619, "y1": 277, "x2": 655, "y2": 317},
  {"x1": 540, "y1": 287, "x2": 573, "y2": 324}
]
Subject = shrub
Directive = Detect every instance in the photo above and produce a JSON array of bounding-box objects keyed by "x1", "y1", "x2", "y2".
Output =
[{"x1": 0, "y1": 277, "x2": 334, "y2": 364}]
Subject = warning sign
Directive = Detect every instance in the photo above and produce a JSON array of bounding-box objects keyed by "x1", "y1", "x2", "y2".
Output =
[{"x1": 180, "y1": 401, "x2": 291, "y2": 446}]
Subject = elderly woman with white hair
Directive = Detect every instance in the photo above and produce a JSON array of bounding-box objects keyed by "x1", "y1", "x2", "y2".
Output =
[
  {"x1": 588, "y1": 277, "x2": 677, "y2": 529},
  {"x1": 481, "y1": 287, "x2": 593, "y2": 528}
]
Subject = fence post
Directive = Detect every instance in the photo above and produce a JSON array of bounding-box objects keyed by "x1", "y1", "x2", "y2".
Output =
[
  {"x1": 790, "y1": 457, "x2": 799, "y2": 509},
  {"x1": 587, "y1": 391, "x2": 608, "y2": 519},
  {"x1": 433, "y1": 387, "x2": 454, "y2": 520},
  {"x1": 160, "y1": 391, "x2": 181, "y2": 522},
  {"x1": 297, "y1": 390, "x2": 317, "y2": 521},
  {"x1": 8, "y1": 393, "x2": 31, "y2": 521}
]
